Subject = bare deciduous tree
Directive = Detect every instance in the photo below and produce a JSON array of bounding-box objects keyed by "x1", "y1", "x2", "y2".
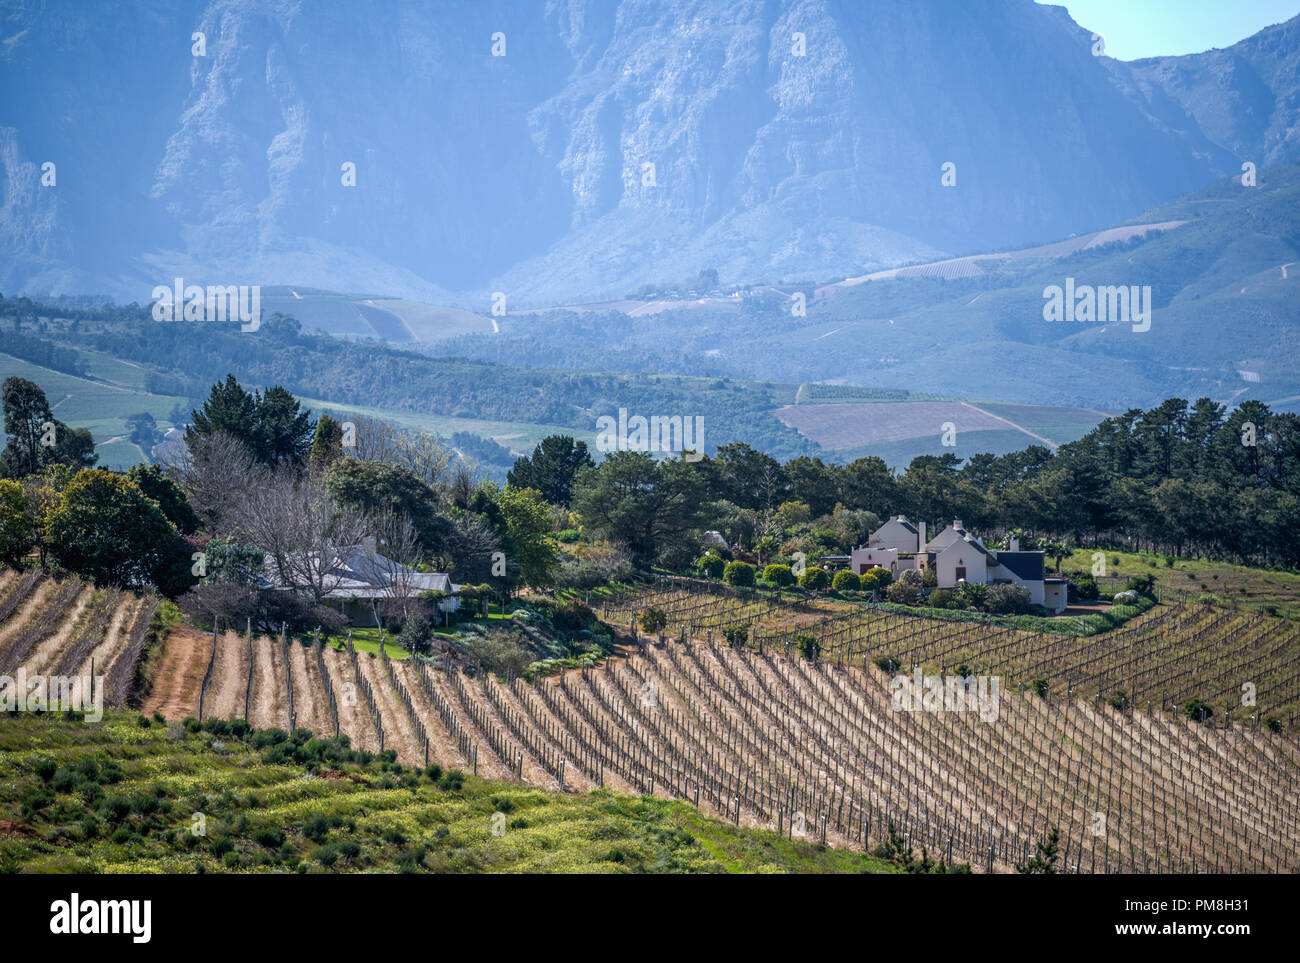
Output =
[
  {"x1": 369, "y1": 509, "x2": 423, "y2": 624},
  {"x1": 349, "y1": 414, "x2": 452, "y2": 490},
  {"x1": 165, "y1": 430, "x2": 265, "y2": 531},
  {"x1": 233, "y1": 468, "x2": 368, "y2": 604}
]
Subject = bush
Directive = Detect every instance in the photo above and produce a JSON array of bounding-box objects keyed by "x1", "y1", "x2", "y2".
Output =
[
  {"x1": 926, "y1": 588, "x2": 955, "y2": 609},
  {"x1": 556, "y1": 529, "x2": 581, "y2": 543},
  {"x1": 1125, "y1": 573, "x2": 1157, "y2": 597},
  {"x1": 830, "y1": 570, "x2": 859, "y2": 592},
  {"x1": 796, "y1": 634, "x2": 821, "y2": 661},
  {"x1": 876, "y1": 655, "x2": 901, "y2": 673},
  {"x1": 550, "y1": 599, "x2": 596, "y2": 632},
  {"x1": 798, "y1": 566, "x2": 829, "y2": 590},
  {"x1": 885, "y1": 581, "x2": 919, "y2": 605},
  {"x1": 722, "y1": 561, "x2": 756, "y2": 587},
  {"x1": 462, "y1": 634, "x2": 534, "y2": 677},
  {"x1": 859, "y1": 568, "x2": 892, "y2": 593},
  {"x1": 698, "y1": 554, "x2": 726, "y2": 579},
  {"x1": 1112, "y1": 590, "x2": 1139, "y2": 605},
  {"x1": 1067, "y1": 572, "x2": 1100, "y2": 602},
  {"x1": 437, "y1": 769, "x2": 466, "y2": 792},
  {"x1": 762, "y1": 563, "x2": 795, "y2": 587},
  {"x1": 956, "y1": 582, "x2": 988, "y2": 609},
  {"x1": 1183, "y1": 699, "x2": 1213, "y2": 724},
  {"x1": 985, "y1": 584, "x2": 1031, "y2": 615},
  {"x1": 638, "y1": 608, "x2": 667, "y2": 634},
  {"x1": 721, "y1": 624, "x2": 748, "y2": 647},
  {"x1": 254, "y1": 827, "x2": 285, "y2": 848},
  {"x1": 398, "y1": 613, "x2": 435, "y2": 654}
]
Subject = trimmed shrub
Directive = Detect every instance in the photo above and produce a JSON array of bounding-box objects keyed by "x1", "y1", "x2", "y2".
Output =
[
  {"x1": 723, "y1": 561, "x2": 756, "y2": 587},
  {"x1": 859, "y1": 568, "x2": 891, "y2": 593},
  {"x1": 831, "y1": 570, "x2": 859, "y2": 592},
  {"x1": 762, "y1": 563, "x2": 795, "y2": 587},
  {"x1": 798, "y1": 566, "x2": 829, "y2": 591},
  {"x1": 698, "y1": 554, "x2": 726, "y2": 579}
]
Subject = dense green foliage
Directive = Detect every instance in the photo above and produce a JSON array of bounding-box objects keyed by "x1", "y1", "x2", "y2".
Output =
[{"x1": 0, "y1": 711, "x2": 894, "y2": 874}]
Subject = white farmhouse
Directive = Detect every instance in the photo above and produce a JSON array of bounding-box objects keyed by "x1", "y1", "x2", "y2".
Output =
[
  {"x1": 261, "y1": 537, "x2": 460, "y2": 628},
  {"x1": 849, "y1": 517, "x2": 1068, "y2": 614}
]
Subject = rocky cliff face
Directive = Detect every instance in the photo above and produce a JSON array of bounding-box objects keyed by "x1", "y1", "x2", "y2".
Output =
[{"x1": 0, "y1": 0, "x2": 1295, "y2": 305}]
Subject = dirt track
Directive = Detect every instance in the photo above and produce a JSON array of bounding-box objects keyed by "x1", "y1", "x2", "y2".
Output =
[
  {"x1": 247, "y1": 636, "x2": 290, "y2": 731},
  {"x1": 141, "y1": 625, "x2": 211, "y2": 719},
  {"x1": 287, "y1": 641, "x2": 329, "y2": 735},
  {"x1": 393, "y1": 661, "x2": 470, "y2": 771},
  {"x1": 356, "y1": 654, "x2": 425, "y2": 766},
  {"x1": 321, "y1": 646, "x2": 381, "y2": 752},
  {"x1": 205, "y1": 630, "x2": 248, "y2": 721}
]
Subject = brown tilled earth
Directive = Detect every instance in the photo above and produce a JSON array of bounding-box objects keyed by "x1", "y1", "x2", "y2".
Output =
[
  {"x1": 286, "y1": 640, "x2": 327, "y2": 734},
  {"x1": 392, "y1": 660, "x2": 470, "y2": 772},
  {"x1": 140, "y1": 625, "x2": 211, "y2": 719},
  {"x1": 248, "y1": 636, "x2": 291, "y2": 731},
  {"x1": 205, "y1": 630, "x2": 249, "y2": 721},
  {"x1": 356, "y1": 654, "x2": 425, "y2": 766},
  {"x1": 321, "y1": 646, "x2": 381, "y2": 752}
]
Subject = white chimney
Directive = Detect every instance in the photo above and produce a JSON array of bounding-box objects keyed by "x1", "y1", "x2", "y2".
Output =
[
  {"x1": 953, "y1": 518, "x2": 963, "y2": 531},
  {"x1": 1009, "y1": 536, "x2": 1020, "y2": 552},
  {"x1": 917, "y1": 520, "x2": 927, "y2": 554},
  {"x1": 362, "y1": 536, "x2": 377, "y2": 557}
]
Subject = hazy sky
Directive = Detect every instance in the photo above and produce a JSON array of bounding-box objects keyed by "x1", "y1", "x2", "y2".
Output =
[{"x1": 1051, "y1": 0, "x2": 1298, "y2": 60}]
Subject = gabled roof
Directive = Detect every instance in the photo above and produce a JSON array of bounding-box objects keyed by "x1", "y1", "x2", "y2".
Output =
[
  {"x1": 936, "y1": 535, "x2": 992, "y2": 559},
  {"x1": 261, "y1": 546, "x2": 457, "y2": 599},
  {"x1": 995, "y1": 551, "x2": 1045, "y2": 582}
]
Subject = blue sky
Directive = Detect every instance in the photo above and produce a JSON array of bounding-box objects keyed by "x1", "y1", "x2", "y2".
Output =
[{"x1": 1048, "y1": 0, "x2": 1298, "y2": 60}]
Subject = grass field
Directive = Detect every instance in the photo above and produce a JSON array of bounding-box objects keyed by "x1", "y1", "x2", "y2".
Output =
[
  {"x1": 0, "y1": 711, "x2": 896, "y2": 874},
  {"x1": 1069, "y1": 548, "x2": 1300, "y2": 613},
  {"x1": 974, "y1": 402, "x2": 1110, "y2": 446},
  {"x1": 0, "y1": 352, "x2": 187, "y2": 463},
  {"x1": 370, "y1": 299, "x2": 494, "y2": 342},
  {"x1": 297, "y1": 395, "x2": 592, "y2": 456},
  {"x1": 769, "y1": 398, "x2": 1107, "y2": 468}
]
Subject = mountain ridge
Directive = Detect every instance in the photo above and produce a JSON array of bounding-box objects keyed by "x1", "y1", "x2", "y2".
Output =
[{"x1": 0, "y1": 1, "x2": 1297, "y2": 305}]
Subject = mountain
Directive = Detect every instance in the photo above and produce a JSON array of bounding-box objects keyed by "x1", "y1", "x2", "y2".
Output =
[
  {"x1": 0, "y1": 0, "x2": 1297, "y2": 305},
  {"x1": 437, "y1": 162, "x2": 1300, "y2": 410}
]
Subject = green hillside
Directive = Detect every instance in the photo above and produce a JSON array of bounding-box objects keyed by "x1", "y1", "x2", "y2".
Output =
[{"x1": 0, "y1": 712, "x2": 899, "y2": 875}]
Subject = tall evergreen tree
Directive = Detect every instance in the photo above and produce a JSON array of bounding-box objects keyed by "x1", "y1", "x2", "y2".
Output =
[{"x1": 507, "y1": 435, "x2": 593, "y2": 506}]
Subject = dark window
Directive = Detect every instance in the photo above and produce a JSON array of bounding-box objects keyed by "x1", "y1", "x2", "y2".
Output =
[{"x1": 955, "y1": 566, "x2": 966, "y2": 581}]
